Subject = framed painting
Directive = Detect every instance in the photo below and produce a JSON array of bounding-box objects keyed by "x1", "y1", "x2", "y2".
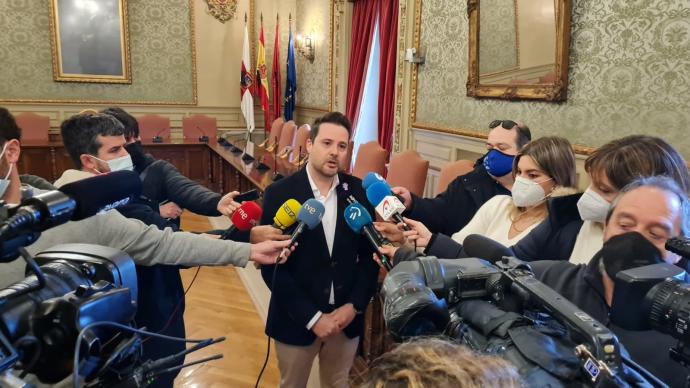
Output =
[{"x1": 49, "y1": 0, "x2": 132, "y2": 83}]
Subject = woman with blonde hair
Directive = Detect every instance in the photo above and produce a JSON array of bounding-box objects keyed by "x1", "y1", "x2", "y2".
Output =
[{"x1": 361, "y1": 337, "x2": 521, "y2": 388}]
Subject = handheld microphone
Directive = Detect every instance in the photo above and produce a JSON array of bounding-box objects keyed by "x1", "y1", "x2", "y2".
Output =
[
  {"x1": 362, "y1": 172, "x2": 386, "y2": 190},
  {"x1": 195, "y1": 125, "x2": 209, "y2": 143},
  {"x1": 461, "y1": 234, "x2": 514, "y2": 263},
  {"x1": 221, "y1": 201, "x2": 262, "y2": 240},
  {"x1": 344, "y1": 202, "x2": 393, "y2": 270},
  {"x1": 272, "y1": 199, "x2": 301, "y2": 230},
  {"x1": 0, "y1": 171, "x2": 142, "y2": 239},
  {"x1": 366, "y1": 181, "x2": 410, "y2": 231},
  {"x1": 289, "y1": 199, "x2": 325, "y2": 248}
]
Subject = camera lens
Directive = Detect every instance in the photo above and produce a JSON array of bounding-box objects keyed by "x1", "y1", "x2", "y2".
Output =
[{"x1": 646, "y1": 279, "x2": 690, "y2": 342}]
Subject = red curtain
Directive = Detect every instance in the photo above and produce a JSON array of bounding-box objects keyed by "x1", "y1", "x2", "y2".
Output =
[
  {"x1": 345, "y1": 0, "x2": 378, "y2": 130},
  {"x1": 377, "y1": 0, "x2": 398, "y2": 153}
]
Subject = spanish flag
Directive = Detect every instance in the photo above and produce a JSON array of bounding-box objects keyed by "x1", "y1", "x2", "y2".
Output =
[{"x1": 256, "y1": 14, "x2": 270, "y2": 134}]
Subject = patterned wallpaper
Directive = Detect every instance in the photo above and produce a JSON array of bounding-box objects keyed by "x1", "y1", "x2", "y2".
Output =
[
  {"x1": 0, "y1": 0, "x2": 195, "y2": 104},
  {"x1": 295, "y1": 0, "x2": 331, "y2": 109},
  {"x1": 415, "y1": 0, "x2": 690, "y2": 156},
  {"x1": 478, "y1": 0, "x2": 517, "y2": 75}
]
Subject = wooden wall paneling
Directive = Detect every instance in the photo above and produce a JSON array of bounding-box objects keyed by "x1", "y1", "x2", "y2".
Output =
[{"x1": 18, "y1": 147, "x2": 56, "y2": 182}]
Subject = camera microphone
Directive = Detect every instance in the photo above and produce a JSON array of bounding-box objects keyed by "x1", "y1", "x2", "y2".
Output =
[{"x1": 0, "y1": 171, "x2": 142, "y2": 240}]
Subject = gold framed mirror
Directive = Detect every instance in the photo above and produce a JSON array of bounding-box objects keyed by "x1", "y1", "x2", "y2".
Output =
[{"x1": 466, "y1": 0, "x2": 572, "y2": 101}]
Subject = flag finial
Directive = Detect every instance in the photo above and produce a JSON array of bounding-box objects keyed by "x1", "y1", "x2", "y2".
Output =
[
  {"x1": 261, "y1": 12, "x2": 263, "y2": 23},
  {"x1": 244, "y1": 12, "x2": 247, "y2": 23}
]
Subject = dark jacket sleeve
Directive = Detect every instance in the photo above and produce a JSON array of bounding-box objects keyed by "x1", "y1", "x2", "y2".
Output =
[
  {"x1": 511, "y1": 195, "x2": 584, "y2": 262},
  {"x1": 259, "y1": 184, "x2": 320, "y2": 326},
  {"x1": 149, "y1": 160, "x2": 222, "y2": 216},
  {"x1": 348, "y1": 201, "x2": 379, "y2": 312},
  {"x1": 117, "y1": 202, "x2": 180, "y2": 232},
  {"x1": 404, "y1": 181, "x2": 470, "y2": 236},
  {"x1": 425, "y1": 233, "x2": 465, "y2": 259}
]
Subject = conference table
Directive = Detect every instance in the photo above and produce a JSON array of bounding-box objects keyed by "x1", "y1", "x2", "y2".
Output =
[{"x1": 18, "y1": 136, "x2": 301, "y2": 194}]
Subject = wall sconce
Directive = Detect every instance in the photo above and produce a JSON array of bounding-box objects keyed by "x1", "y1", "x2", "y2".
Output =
[{"x1": 296, "y1": 35, "x2": 315, "y2": 63}]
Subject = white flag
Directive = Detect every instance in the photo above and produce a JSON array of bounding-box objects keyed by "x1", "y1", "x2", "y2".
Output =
[{"x1": 240, "y1": 20, "x2": 255, "y2": 133}]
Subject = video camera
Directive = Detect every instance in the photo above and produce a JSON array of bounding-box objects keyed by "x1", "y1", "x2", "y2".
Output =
[
  {"x1": 381, "y1": 254, "x2": 690, "y2": 386},
  {"x1": 0, "y1": 172, "x2": 223, "y2": 386}
]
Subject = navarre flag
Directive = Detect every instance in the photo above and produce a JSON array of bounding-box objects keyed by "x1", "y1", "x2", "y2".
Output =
[
  {"x1": 271, "y1": 14, "x2": 282, "y2": 121},
  {"x1": 241, "y1": 14, "x2": 255, "y2": 133},
  {"x1": 256, "y1": 14, "x2": 270, "y2": 134}
]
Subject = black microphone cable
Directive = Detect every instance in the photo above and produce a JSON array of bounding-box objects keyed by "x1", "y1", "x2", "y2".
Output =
[
  {"x1": 141, "y1": 266, "x2": 202, "y2": 344},
  {"x1": 255, "y1": 251, "x2": 284, "y2": 388}
]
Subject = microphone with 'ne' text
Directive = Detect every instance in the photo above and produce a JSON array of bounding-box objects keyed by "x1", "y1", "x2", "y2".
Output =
[{"x1": 221, "y1": 201, "x2": 262, "y2": 240}]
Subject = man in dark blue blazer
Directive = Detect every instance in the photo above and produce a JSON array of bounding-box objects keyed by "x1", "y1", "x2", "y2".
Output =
[{"x1": 259, "y1": 112, "x2": 379, "y2": 388}]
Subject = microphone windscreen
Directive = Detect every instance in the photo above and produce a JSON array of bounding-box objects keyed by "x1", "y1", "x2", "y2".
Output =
[
  {"x1": 273, "y1": 199, "x2": 301, "y2": 229},
  {"x1": 366, "y1": 181, "x2": 392, "y2": 207},
  {"x1": 59, "y1": 171, "x2": 142, "y2": 220},
  {"x1": 462, "y1": 234, "x2": 513, "y2": 263},
  {"x1": 297, "y1": 199, "x2": 325, "y2": 229},
  {"x1": 344, "y1": 202, "x2": 373, "y2": 233},
  {"x1": 362, "y1": 172, "x2": 386, "y2": 190},
  {"x1": 230, "y1": 201, "x2": 263, "y2": 231}
]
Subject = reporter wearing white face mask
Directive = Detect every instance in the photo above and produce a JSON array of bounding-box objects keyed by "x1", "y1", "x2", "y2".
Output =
[
  {"x1": 413, "y1": 137, "x2": 578, "y2": 258},
  {"x1": 54, "y1": 112, "x2": 135, "y2": 188},
  {"x1": 508, "y1": 135, "x2": 690, "y2": 265},
  {"x1": 450, "y1": 137, "x2": 577, "y2": 247}
]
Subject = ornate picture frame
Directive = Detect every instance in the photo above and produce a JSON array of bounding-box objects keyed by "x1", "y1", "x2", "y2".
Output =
[
  {"x1": 49, "y1": 0, "x2": 132, "y2": 84},
  {"x1": 466, "y1": 0, "x2": 572, "y2": 101}
]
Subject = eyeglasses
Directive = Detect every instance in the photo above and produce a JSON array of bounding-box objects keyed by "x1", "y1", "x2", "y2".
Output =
[{"x1": 489, "y1": 120, "x2": 518, "y2": 129}]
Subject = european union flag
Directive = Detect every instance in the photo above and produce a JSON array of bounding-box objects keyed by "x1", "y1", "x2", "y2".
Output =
[{"x1": 284, "y1": 27, "x2": 297, "y2": 121}]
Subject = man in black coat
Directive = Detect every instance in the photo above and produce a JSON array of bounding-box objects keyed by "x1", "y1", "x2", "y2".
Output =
[
  {"x1": 392, "y1": 120, "x2": 531, "y2": 236},
  {"x1": 530, "y1": 176, "x2": 690, "y2": 387},
  {"x1": 259, "y1": 112, "x2": 379, "y2": 388}
]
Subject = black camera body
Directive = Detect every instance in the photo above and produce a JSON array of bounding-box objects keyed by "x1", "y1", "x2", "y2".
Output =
[
  {"x1": 383, "y1": 256, "x2": 626, "y2": 385},
  {"x1": 0, "y1": 244, "x2": 138, "y2": 384}
]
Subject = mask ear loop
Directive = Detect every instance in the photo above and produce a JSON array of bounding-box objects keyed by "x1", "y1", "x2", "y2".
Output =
[
  {"x1": 88, "y1": 155, "x2": 105, "y2": 175},
  {"x1": 0, "y1": 143, "x2": 13, "y2": 181}
]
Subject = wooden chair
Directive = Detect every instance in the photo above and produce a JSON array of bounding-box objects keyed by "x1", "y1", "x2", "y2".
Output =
[
  {"x1": 138, "y1": 114, "x2": 171, "y2": 143},
  {"x1": 351, "y1": 141, "x2": 388, "y2": 180},
  {"x1": 290, "y1": 124, "x2": 311, "y2": 163},
  {"x1": 435, "y1": 160, "x2": 475, "y2": 196},
  {"x1": 276, "y1": 121, "x2": 297, "y2": 159},
  {"x1": 15, "y1": 112, "x2": 50, "y2": 142},
  {"x1": 182, "y1": 114, "x2": 217, "y2": 142},
  {"x1": 261, "y1": 117, "x2": 285, "y2": 148},
  {"x1": 387, "y1": 150, "x2": 429, "y2": 197}
]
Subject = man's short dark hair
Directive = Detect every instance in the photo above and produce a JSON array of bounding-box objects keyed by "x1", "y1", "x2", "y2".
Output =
[
  {"x1": 0, "y1": 108, "x2": 22, "y2": 145},
  {"x1": 489, "y1": 119, "x2": 531, "y2": 150},
  {"x1": 61, "y1": 113, "x2": 125, "y2": 169},
  {"x1": 101, "y1": 107, "x2": 139, "y2": 139},
  {"x1": 310, "y1": 112, "x2": 352, "y2": 142}
]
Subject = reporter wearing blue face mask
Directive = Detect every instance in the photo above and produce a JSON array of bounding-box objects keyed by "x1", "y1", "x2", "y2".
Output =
[
  {"x1": 409, "y1": 137, "x2": 578, "y2": 259},
  {"x1": 389, "y1": 120, "x2": 531, "y2": 237}
]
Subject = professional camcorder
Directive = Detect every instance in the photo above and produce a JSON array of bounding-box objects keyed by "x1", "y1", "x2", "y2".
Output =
[
  {"x1": 382, "y1": 253, "x2": 690, "y2": 387},
  {"x1": 0, "y1": 172, "x2": 223, "y2": 387}
]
